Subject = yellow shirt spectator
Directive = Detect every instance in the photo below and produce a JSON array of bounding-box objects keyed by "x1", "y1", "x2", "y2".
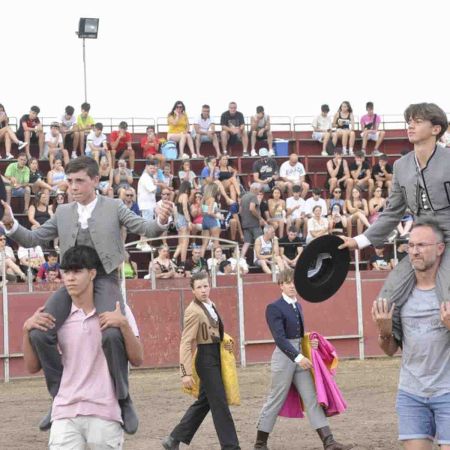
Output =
[
  {"x1": 168, "y1": 113, "x2": 189, "y2": 134},
  {"x1": 77, "y1": 114, "x2": 95, "y2": 130}
]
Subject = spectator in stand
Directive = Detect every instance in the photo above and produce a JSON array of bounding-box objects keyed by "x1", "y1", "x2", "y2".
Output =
[
  {"x1": 217, "y1": 154, "x2": 240, "y2": 201},
  {"x1": 327, "y1": 185, "x2": 347, "y2": 217},
  {"x1": 122, "y1": 252, "x2": 138, "y2": 279},
  {"x1": 0, "y1": 233, "x2": 27, "y2": 282},
  {"x1": 370, "y1": 245, "x2": 393, "y2": 271},
  {"x1": 368, "y1": 187, "x2": 386, "y2": 224},
  {"x1": 372, "y1": 153, "x2": 393, "y2": 195},
  {"x1": 254, "y1": 225, "x2": 283, "y2": 274},
  {"x1": 332, "y1": 101, "x2": 356, "y2": 155},
  {"x1": 73, "y1": 102, "x2": 95, "y2": 158},
  {"x1": 137, "y1": 160, "x2": 157, "y2": 221},
  {"x1": 304, "y1": 188, "x2": 328, "y2": 218},
  {"x1": 194, "y1": 104, "x2": 221, "y2": 158},
  {"x1": 184, "y1": 245, "x2": 208, "y2": 276},
  {"x1": 97, "y1": 155, "x2": 114, "y2": 198},
  {"x1": 16, "y1": 105, "x2": 44, "y2": 160},
  {"x1": 268, "y1": 187, "x2": 286, "y2": 238},
  {"x1": 250, "y1": 106, "x2": 274, "y2": 157},
  {"x1": 279, "y1": 226, "x2": 303, "y2": 268},
  {"x1": 173, "y1": 181, "x2": 192, "y2": 270},
  {"x1": 140, "y1": 125, "x2": 164, "y2": 167},
  {"x1": 312, "y1": 104, "x2": 333, "y2": 156},
  {"x1": 329, "y1": 202, "x2": 348, "y2": 235},
  {"x1": 218, "y1": 259, "x2": 233, "y2": 275},
  {"x1": 5, "y1": 153, "x2": 31, "y2": 214},
  {"x1": 360, "y1": 102, "x2": 386, "y2": 156},
  {"x1": 28, "y1": 190, "x2": 53, "y2": 230},
  {"x1": 349, "y1": 150, "x2": 374, "y2": 198},
  {"x1": 113, "y1": 158, "x2": 133, "y2": 197},
  {"x1": 109, "y1": 121, "x2": 135, "y2": 173},
  {"x1": 392, "y1": 239, "x2": 409, "y2": 266},
  {"x1": 306, "y1": 205, "x2": 329, "y2": 244},
  {"x1": 167, "y1": 101, "x2": 197, "y2": 158},
  {"x1": 220, "y1": 102, "x2": 248, "y2": 156},
  {"x1": 47, "y1": 159, "x2": 69, "y2": 194},
  {"x1": 0, "y1": 104, "x2": 27, "y2": 159},
  {"x1": 161, "y1": 163, "x2": 175, "y2": 198},
  {"x1": 240, "y1": 183, "x2": 265, "y2": 257},
  {"x1": 258, "y1": 191, "x2": 270, "y2": 223},
  {"x1": 36, "y1": 251, "x2": 61, "y2": 282},
  {"x1": 207, "y1": 246, "x2": 226, "y2": 273},
  {"x1": 149, "y1": 245, "x2": 183, "y2": 279},
  {"x1": 200, "y1": 183, "x2": 222, "y2": 257},
  {"x1": 27, "y1": 158, "x2": 53, "y2": 194},
  {"x1": 85, "y1": 122, "x2": 110, "y2": 166},
  {"x1": 228, "y1": 247, "x2": 249, "y2": 275},
  {"x1": 44, "y1": 122, "x2": 70, "y2": 168},
  {"x1": 190, "y1": 191, "x2": 204, "y2": 237},
  {"x1": 18, "y1": 244, "x2": 45, "y2": 279},
  {"x1": 252, "y1": 147, "x2": 282, "y2": 193},
  {"x1": 52, "y1": 191, "x2": 67, "y2": 213},
  {"x1": 346, "y1": 186, "x2": 370, "y2": 237},
  {"x1": 326, "y1": 147, "x2": 353, "y2": 199},
  {"x1": 178, "y1": 160, "x2": 199, "y2": 191},
  {"x1": 58, "y1": 105, "x2": 77, "y2": 149},
  {"x1": 279, "y1": 152, "x2": 309, "y2": 197},
  {"x1": 199, "y1": 156, "x2": 219, "y2": 187},
  {"x1": 387, "y1": 209, "x2": 415, "y2": 243},
  {"x1": 286, "y1": 185, "x2": 306, "y2": 237}
]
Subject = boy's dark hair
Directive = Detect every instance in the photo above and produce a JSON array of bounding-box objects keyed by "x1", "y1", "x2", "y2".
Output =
[
  {"x1": 312, "y1": 187, "x2": 321, "y2": 195},
  {"x1": 288, "y1": 226, "x2": 297, "y2": 233},
  {"x1": 354, "y1": 150, "x2": 365, "y2": 158},
  {"x1": 404, "y1": 103, "x2": 448, "y2": 140},
  {"x1": 190, "y1": 271, "x2": 209, "y2": 289},
  {"x1": 60, "y1": 245, "x2": 101, "y2": 271},
  {"x1": 119, "y1": 121, "x2": 128, "y2": 129},
  {"x1": 65, "y1": 105, "x2": 75, "y2": 116},
  {"x1": 30, "y1": 105, "x2": 40, "y2": 114},
  {"x1": 366, "y1": 101, "x2": 374, "y2": 110},
  {"x1": 321, "y1": 104, "x2": 330, "y2": 113},
  {"x1": 292, "y1": 185, "x2": 302, "y2": 193},
  {"x1": 66, "y1": 156, "x2": 99, "y2": 178},
  {"x1": 146, "y1": 125, "x2": 155, "y2": 131},
  {"x1": 94, "y1": 122, "x2": 103, "y2": 131},
  {"x1": 219, "y1": 260, "x2": 231, "y2": 273},
  {"x1": 81, "y1": 102, "x2": 91, "y2": 112},
  {"x1": 48, "y1": 251, "x2": 58, "y2": 259},
  {"x1": 17, "y1": 152, "x2": 27, "y2": 159},
  {"x1": 256, "y1": 106, "x2": 264, "y2": 114},
  {"x1": 202, "y1": 104, "x2": 210, "y2": 109}
]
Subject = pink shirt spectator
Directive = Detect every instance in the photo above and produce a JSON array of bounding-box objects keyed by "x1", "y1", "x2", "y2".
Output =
[
  {"x1": 52, "y1": 304, "x2": 139, "y2": 423},
  {"x1": 360, "y1": 114, "x2": 381, "y2": 131}
]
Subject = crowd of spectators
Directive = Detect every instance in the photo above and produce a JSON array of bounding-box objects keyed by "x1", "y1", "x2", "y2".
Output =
[{"x1": 0, "y1": 98, "x2": 433, "y2": 281}]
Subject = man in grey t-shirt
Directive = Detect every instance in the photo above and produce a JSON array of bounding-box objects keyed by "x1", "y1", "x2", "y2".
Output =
[{"x1": 372, "y1": 217, "x2": 450, "y2": 449}]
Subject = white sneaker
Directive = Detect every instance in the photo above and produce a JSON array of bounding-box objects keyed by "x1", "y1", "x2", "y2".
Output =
[
  {"x1": 18, "y1": 141, "x2": 28, "y2": 150},
  {"x1": 251, "y1": 149, "x2": 257, "y2": 157},
  {"x1": 321, "y1": 150, "x2": 328, "y2": 156},
  {"x1": 348, "y1": 149, "x2": 354, "y2": 156},
  {"x1": 268, "y1": 149, "x2": 275, "y2": 157},
  {"x1": 222, "y1": 149, "x2": 228, "y2": 155},
  {"x1": 141, "y1": 243, "x2": 153, "y2": 252},
  {"x1": 136, "y1": 242, "x2": 144, "y2": 250},
  {"x1": 242, "y1": 150, "x2": 249, "y2": 157},
  {"x1": 372, "y1": 149, "x2": 382, "y2": 157},
  {"x1": 143, "y1": 273, "x2": 151, "y2": 280},
  {"x1": 71, "y1": 151, "x2": 78, "y2": 159},
  {"x1": 5, "y1": 153, "x2": 14, "y2": 160}
]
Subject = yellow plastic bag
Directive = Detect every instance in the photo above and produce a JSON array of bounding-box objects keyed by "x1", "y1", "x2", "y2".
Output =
[{"x1": 183, "y1": 333, "x2": 240, "y2": 406}]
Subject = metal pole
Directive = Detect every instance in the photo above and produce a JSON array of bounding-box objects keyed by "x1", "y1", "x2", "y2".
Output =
[
  {"x1": 235, "y1": 244, "x2": 246, "y2": 367},
  {"x1": 82, "y1": 37, "x2": 87, "y2": 103},
  {"x1": 120, "y1": 263, "x2": 127, "y2": 306},
  {"x1": 211, "y1": 246, "x2": 217, "y2": 288},
  {"x1": 2, "y1": 251, "x2": 10, "y2": 382},
  {"x1": 150, "y1": 248, "x2": 156, "y2": 290},
  {"x1": 27, "y1": 249, "x2": 33, "y2": 293},
  {"x1": 354, "y1": 249, "x2": 365, "y2": 360}
]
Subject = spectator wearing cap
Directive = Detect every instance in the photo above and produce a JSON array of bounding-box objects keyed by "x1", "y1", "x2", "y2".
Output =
[
  {"x1": 250, "y1": 106, "x2": 274, "y2": 157},
  {"x1": 312, "y1": 104, "x2": 333, "y2": 156},
  {"x1": 372, "y1": 153, "x2": 393, "y2": 195},
  {"x1": 220, "y1": 101, "x2": 248, "y2": 156},
  {"x1": 85, "y1": 123, "x2": 110, "y2": 166},
  {"x1": 16, "y1": 105, "x2": 44, "y2": 160},
  {"x1": 360, "y1": 102, "x2": 386, "y2": 156},
  {"x1": 73, "y1": 102, "x2": 95, "y2": 158},
  {"x1": 252, "y1": 147, "x2": 282, "y2": 193},
  {"x1": 194, "y1": 104, "x2": 221, "y2": 158},
  {"x1": 326, "y1": 147, "x2": 353, "y2": 199},
  {"x1": 278, "y1": 152, "x2": 309, "y2": 198},
  {"x1": 167, "y1": 101, "x2": 197, "y2": 158},
  {"x1": 110, "y1": 121, "x2": 135, "y2": 172},
  {"x1": 140, "y1": 125, "x2": 165, "y2": 166},
  {"x1": 349, "y1": 151, "x2": 374, "y2": 198},
  {"x1": 44, "y1": 122, "x2": 70, "y2": 169},
  {"x1": 5, "y1": 152, "x2": 31, "y2": 214}
]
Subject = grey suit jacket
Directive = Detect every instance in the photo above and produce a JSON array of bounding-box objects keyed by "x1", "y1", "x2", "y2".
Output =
[
  {"x1": 365, "y1": 146, "x2": 450, "y2": 246},
  {"x1": 10, "y1": 195, "x2": 166, "y2": 273}
]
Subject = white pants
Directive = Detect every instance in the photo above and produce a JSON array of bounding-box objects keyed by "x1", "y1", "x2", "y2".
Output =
[{"x1": 49, "y1": 417, "x2": 123, "y2": 450}]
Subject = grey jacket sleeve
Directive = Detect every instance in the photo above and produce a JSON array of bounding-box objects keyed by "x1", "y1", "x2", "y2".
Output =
[
  {"x1": 9, "y1": 215, "x2": 59, "y2": 248},
  {"x1": 117, "y1": 201, "x2": 166, "y2": 238},
  {"x1": 364, "y1": 161, "x2": 407, "y2": 247}
]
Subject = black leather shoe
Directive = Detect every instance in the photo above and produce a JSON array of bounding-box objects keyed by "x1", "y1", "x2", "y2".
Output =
[
  {"x1": 161, "y1": 435, "x2": 180, "y2": 449},
  {"x1": 119, "y1": 395, "x2": 139, "y2": 434},
  {"x1": 39, "y1": 408, "x2": 52, "y2": 431}
]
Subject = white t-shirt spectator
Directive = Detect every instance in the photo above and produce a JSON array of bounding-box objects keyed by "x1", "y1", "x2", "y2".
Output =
[
  {"x1": 44, "y1": 132, "x2": 63, "y2": 157},
  {"x1": 306, "y1": 217, "x2": 329, "y2": 243},
  {"x1": 85, "y1": 131, "x2": 107, "y2": 153},
  {"x1": 137, "y1": 171, "x2": 157, "y2": 212},
  {"x1": 195, "y1": 116, "x2": 213, "y2": 132},
  {"x1": 2, "y1": 245, "x2": 16, "y2": 261},
  {"x1": 286, "y1": 196, "x2": 306, "y2": 219},
  {"x1": 59, "y1": 114, "x2": 77, "y2": 130},
  {"x1": 279, "y1": 161, "x2": 306, "y2": 183},
  {"x1": 18, "y1": 246, "x2": 44, "y2": 261},
  {"x1": 228, "y1": 257, "x2": 249, "y2": 273},
  {"x1": 304, "y1": 197, "x2": 328, "y2": 217},
  {"x1": 312, "y1": 115, "x2": 332, "y2": 132}
]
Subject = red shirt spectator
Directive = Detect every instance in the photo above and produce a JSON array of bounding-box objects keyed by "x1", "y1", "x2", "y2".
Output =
[
  {"x1": 109, "y1": 130, "x2": 132, "y2": 152},
  {"x1": 140, "y1": 135, "x2": 160, "y2": 158}
]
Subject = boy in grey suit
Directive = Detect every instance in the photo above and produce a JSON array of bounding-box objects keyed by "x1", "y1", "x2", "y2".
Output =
[
  {"x1": 2, "y1": 157, "x2": 172, "y2": 434},
  {"x1": 341, "y1": 103, "x2": 450, "y2": 344}
]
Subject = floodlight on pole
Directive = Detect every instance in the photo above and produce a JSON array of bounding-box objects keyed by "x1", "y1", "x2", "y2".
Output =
[{"x1": 76, "y1": 18, "x2": 99, "y2": 103}]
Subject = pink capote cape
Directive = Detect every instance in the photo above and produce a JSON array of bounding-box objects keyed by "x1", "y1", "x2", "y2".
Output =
[{"x1": 278, "y1": 332, "x2": 347, "y2": 418}]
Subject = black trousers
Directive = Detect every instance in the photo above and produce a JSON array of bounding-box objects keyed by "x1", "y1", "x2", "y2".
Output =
[
  {"x1": 28, "y1": 273, "x2": 128, "y2": 400},
  {"x1": 171, "y1": 343, "x2": 240, "y2": 450}
]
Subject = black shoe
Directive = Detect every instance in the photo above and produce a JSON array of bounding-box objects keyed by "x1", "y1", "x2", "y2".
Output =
[
  {"x1": 119, "y1": 395, "x2": 139, "y2": 434},
  {"x1": 39, "y1": 408, "x2": 52, "y2": 431},
  {"x1": 162, "y1": 435, "x2": 180, "y2": 449}
]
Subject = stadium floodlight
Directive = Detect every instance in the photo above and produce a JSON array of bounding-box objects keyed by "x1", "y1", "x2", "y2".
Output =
[{"x1": 76, "y1": 18, "x2": 100, "y2": 102}]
